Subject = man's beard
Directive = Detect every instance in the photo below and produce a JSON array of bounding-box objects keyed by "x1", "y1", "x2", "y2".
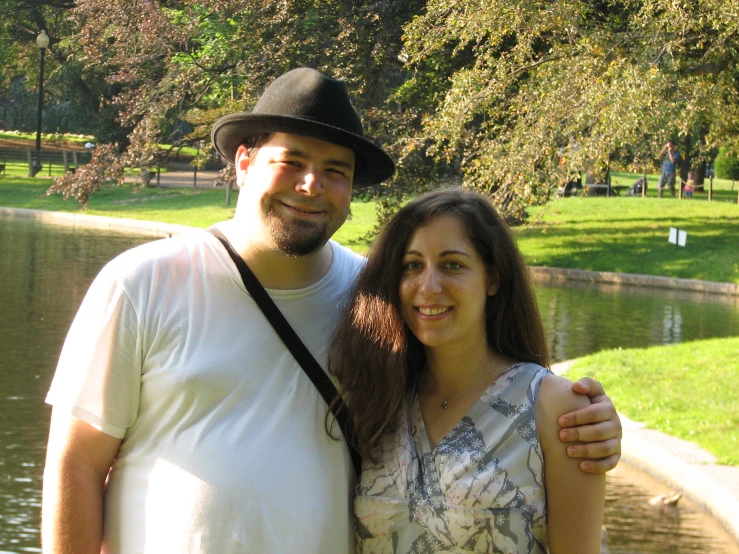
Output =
[{"x1": 264, "y1": 208, "x2": 330, "y2": 257}]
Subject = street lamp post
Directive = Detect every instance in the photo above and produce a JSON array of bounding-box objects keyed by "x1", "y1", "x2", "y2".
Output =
[{"x1": 31, "y1": 30, "x2": 50, "y2": 176}]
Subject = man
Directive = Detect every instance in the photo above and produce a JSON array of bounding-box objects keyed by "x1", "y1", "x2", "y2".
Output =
[
  {"x1": 658, "y1": 140, "x2": 682, "y2": 198},
  {"x1": 42, "y1": 68, "x2": 622, "y2": 553}
]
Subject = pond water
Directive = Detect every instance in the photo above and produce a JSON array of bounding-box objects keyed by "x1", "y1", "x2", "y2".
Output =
[
  {"x1": 536, "y1": 280, "x2": 739, "y2": 363},
  {"x1": 0, "y1": 218, "x2": 737, "y2": 552}
]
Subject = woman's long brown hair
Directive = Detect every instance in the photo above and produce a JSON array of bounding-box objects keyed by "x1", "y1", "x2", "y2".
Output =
[{"x1": 327, "y1": 188, "x2": 549, "y2": 461}]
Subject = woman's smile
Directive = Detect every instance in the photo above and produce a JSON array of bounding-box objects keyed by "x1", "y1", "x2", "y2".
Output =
[{"x1": 399, "y1": 213, "x2": 495, "y2": 353}]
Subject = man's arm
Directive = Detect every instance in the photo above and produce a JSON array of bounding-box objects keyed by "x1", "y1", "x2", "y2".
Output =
[
  {"x1": 558, "y1": 377, "x2": 622, "y2": 474},
  {"x1": 42, "y1": 409, "x2": 122, "y2": 554}
]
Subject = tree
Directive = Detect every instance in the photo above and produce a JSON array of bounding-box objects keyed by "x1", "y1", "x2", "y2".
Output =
[
  {"x1": 35, "y1": 0, "x2": 739, "y2": 219},
  {"x1": 714, "y1": 147, "x2": 739, "y2": 187},
  {"x1": 401, "y1": 0, "x2": 739, "y2": 218},
  {"x1": 46, "y1": 0, "x2": 431, "y2": 200}
]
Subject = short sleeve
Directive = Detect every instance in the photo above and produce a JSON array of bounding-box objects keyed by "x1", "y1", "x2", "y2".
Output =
[{"x1": 46, "y1": 261, "x2": 143, "y2": 439}]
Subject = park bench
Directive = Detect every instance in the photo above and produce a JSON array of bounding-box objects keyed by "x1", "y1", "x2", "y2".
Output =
[
  {"x1": 0, "y1": 148, "x2": 91, "y2": 176},
  {"x1": 584, "y1": 183, "x2": 629, "y2": 197}
]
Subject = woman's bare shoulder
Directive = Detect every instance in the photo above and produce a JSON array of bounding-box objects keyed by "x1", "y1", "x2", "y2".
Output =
[
  {"x1": 538, "y1": 374, "x2": 590, "y2": 413},
  {"x1": 535, "y1": 374, "x2": 590, "y2": 449}
]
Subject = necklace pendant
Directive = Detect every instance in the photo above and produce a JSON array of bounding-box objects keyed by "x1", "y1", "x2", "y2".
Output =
[{"x1": 441, "y1": 400, "x2": 449, "y2": 409}]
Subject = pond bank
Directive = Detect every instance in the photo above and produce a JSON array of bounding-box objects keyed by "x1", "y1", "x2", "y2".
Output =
[
  {"x1": 552, "y1": 360, "x2": 739, "y2": 544},
  {"x1": 3, "y1": 206, "x2": 739, "y2": 545},
  {"x1": 531, "y1": 266, "x2": 738, "y2": 297}
]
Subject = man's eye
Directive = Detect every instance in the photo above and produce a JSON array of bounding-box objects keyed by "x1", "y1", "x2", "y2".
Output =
[{"x1": 327, "y1": 168, "x2": 348, "y2": 177}]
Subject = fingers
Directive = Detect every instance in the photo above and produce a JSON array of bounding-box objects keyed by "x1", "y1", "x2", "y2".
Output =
[
  {"x1": 565, "y1": 437, "x2": 620, "y2": 460},
  {"x1": 559, "y1": 417, "x2": 622, "y2": 443},
  {"x1": 579, "y1": 453, "x2": 620, "y2": 474},
  {"x1": 559, "y1": 400, "x2": 619, "y2": 429},
  {"x1": 571, "y1": 377, "x2": 605, "y2": 398}
]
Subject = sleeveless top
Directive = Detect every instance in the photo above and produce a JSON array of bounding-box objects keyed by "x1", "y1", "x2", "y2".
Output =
[{"x1": 355, "y1": 362, "x2": 552, "y2": 554}]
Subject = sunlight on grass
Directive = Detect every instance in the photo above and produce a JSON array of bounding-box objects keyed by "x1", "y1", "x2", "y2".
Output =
[
  {"x1": 516, "y1": 197, "x2": 739, "y2": 283},
  {"x1": 566, "y1": 337, "x2": 739, "y2": 465}
]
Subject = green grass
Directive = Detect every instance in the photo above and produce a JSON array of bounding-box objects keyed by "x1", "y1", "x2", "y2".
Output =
[
  {"x1": 0, "y1": 160, "x2": 72, "y2": 177},
  {"x1": 157, "y1": 143, "x2": 200, "y2": 157},
  {"x1": 0, "y1": 178, "x2": 237, "y2": 227},
  {"x1": 516, "y1": 196, "x2": 739, "y2": 284},
  {"x1": 2, "y1": 175, "x2": 738, "y2": 282},
  {"x1": 0, "y1": 130, "x2": 94, "y2": 144},
  {"x1": 0, "y1": 177, "x2": 380, "y2": 237},
  {"x1": 565, "y1": 337, "x2": 739, "y2": 465}
]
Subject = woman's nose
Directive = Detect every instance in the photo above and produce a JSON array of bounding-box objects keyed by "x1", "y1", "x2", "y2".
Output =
[{"x1": 419, "y1": 267, "x2": 441, "y2": 295}]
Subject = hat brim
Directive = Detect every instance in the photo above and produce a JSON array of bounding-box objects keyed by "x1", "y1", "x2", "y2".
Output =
[{"x1": 211, "y1": 113, "x2": 395, "y2": 187}]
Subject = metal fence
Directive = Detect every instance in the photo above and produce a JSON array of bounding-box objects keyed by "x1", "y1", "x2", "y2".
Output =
[{"x1": 0, "y1": 148, "x2": 92, "y2": 177}]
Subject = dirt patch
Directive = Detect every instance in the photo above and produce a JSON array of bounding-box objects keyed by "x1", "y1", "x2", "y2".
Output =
[{"x1": 0, "y1": 138, "x2": 86, "y2": 152}]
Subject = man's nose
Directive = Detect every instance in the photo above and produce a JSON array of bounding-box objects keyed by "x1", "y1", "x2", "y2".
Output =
[{"x1": 297, "y1": 169, "x2": 323, "y2": 194}]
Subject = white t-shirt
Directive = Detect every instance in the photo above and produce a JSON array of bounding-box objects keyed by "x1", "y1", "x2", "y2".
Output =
[{"x1": 46, "y1": 229, "x2": 365, "y2": 553}]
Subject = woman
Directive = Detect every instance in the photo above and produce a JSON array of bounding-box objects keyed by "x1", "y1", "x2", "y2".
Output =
[{"x1": 329, "y1": 188, "x2": 605, "y2": 553}]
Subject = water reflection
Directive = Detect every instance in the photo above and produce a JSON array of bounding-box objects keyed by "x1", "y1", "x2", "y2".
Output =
[
  {"x1": 0, "y1": 218, "x2": 737, "y2": 552},
  {"x1": 536, "y1": 281, "x2": 738, "y2": 362},
  {"x1": 0, "y1": 218, "x2": 151, "y2": 552},
  {"x1": 605, "y1": 463, "x2": 739, "y2": 553}
]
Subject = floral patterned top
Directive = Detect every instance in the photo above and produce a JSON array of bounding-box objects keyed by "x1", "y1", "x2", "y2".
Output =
[{"x1": 354, "y1": 362, "x2": 552, "y2": 554}]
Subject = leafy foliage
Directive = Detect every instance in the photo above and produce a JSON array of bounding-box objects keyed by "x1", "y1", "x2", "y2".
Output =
[
  {"x1": 3, "y1": 0, "x2": 739, "y2": 219},
  {"x1": 400, "y1": 0, "x2": 739, "y2": 218},
  {"x1": 714, "y1": 147, "x2": 739, "y2": 182}
]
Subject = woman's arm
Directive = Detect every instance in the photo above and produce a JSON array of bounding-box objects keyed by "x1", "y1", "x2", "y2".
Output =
[
  {"x1": 536, "y1": 375, "x2": 606, "y2": 554},
  {"x1": 559, "y1": 378, "x2": 622, "y2": 473}
]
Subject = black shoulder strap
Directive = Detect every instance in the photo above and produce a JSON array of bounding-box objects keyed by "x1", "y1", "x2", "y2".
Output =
[{"x1": 206, "y1": 227, "x2": 361, "y2": 476}]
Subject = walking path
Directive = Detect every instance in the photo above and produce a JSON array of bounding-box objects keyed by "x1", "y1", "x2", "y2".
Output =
[{"x1": 553, "y1": 359, "x2": 739, "y2": 543}]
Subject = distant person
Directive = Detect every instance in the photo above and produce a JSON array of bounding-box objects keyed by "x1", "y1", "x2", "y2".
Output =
[
  {"x1": 658, "y1": 141, "x2": 681, "y2": 198},
  {"x1": 684, "y1": 170, "x2": 696, "y2": 199}
]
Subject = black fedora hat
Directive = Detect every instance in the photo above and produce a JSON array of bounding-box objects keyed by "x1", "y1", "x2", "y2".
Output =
[{"x1": 211, "y1": 67, "x2": 395, "y2": 187}]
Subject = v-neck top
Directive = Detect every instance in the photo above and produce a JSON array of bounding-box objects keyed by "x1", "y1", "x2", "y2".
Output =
[{"x1": 354, "y1": 362, "x2": 552, "y2": 553}]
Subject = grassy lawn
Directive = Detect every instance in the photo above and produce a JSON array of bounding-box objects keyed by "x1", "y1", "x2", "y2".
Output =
[
  {"x1": 0, "y1": 130, "x2": 93, "y2": 145},
  {"x1": 2, "y1": 174, "x2": 738, "y2": 279},
  {"x1": 0, "y1": 177, "x2": 378, "y2": 245},
  {"x1": 565, "y1": 337, "x2": 739, "y2": 466},
  {"x1": 517, "y1": 196, "x2": 739, "y2": 284}
]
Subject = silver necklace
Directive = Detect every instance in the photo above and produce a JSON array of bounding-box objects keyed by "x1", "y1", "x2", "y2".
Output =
[{"x1": 437, "y1": 358, "x2": 496, "y2": 409}]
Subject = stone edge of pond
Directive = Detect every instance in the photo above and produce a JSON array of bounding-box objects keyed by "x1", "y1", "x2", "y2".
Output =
[
  {"x1": 552, "y1": 360, "x2": 739, "y2": 544},
  {"x1": 530, "y1": 266, "x2": 738, "y2": 297},
  {"x1": 0, "y1": 206, "x2": 193, "y2": 238}
]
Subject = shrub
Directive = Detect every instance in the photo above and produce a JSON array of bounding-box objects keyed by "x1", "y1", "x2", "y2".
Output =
[{"x1": 714, "y1": 147, "x2": 739, "y2": 182}]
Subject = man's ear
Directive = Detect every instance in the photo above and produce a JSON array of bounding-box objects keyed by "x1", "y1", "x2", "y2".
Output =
[{"x1": 234, "y1": 145, "x2": 251, "y2": 186}]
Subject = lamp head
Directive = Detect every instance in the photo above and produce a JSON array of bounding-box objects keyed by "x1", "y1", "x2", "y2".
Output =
[{"x1": 36, "y1": 30, "x2": 50, "y2": 49}]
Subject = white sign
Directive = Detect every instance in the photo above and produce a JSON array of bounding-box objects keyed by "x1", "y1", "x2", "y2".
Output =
[{"x1": 668, "y1": 227, "x2": 687, "y2": 247}]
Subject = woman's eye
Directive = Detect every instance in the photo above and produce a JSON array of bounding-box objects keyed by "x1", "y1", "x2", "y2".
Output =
[
  {"x1": 445, "y1": 261, "x2": 463, "y2": 270},
  {"x1": 402, "y1": 261, "x2": 421, "y2": 271}
]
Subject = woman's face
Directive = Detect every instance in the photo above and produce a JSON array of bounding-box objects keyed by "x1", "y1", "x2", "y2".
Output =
[{"x1": 399, "y1": 214, "x2": 497, "y2": 353}]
